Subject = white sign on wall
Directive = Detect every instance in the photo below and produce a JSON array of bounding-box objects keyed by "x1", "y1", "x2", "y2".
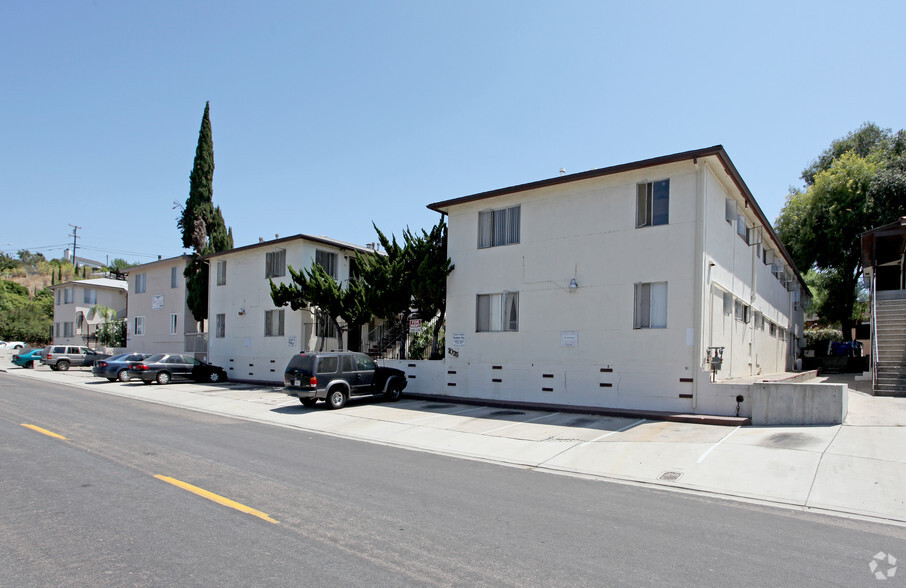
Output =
[
  {"x1": 288, "y1": 336, "x2": 297, "y2": 347},
  {"x1": 561, "y1": 331, "x2": 578, "y2": 347},
  {"x1": 151, "y1": 295, "x2": 164, "y2": 310},
  {"x1": 451, "y1": 333, "x2": 465, "y2": 346},
  {"x1": 409, "y1": 319, "x2": 422, "y2": 333}
]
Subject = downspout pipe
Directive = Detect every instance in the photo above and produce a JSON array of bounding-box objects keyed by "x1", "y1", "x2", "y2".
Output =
[{"x1": 692, "y1": 158, "x2": 707, "y2": 411}]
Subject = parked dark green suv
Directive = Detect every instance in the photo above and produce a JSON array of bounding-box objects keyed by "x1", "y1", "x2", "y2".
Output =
[{"x1": 283, "y1": 351, "x2": 407, "y2": 409}]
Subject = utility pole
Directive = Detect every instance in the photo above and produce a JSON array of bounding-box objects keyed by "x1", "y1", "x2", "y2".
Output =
[{"x1": 69, "y1": 224, "x2": 81, "y2": 268}]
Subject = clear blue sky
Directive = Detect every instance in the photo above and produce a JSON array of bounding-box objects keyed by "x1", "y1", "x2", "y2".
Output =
[{"x1": 2, "y1": 1, "x2": 904, "y2": 264}]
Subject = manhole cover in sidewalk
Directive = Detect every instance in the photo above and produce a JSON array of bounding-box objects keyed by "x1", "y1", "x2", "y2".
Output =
[{"x1": 658, "y1": 471, "x2": 683, "y2": 481}]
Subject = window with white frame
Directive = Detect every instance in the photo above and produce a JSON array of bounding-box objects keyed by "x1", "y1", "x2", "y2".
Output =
[
  {"x1": 170, "y1": 313, "x2": 178, "y2": 336},
  {"x1": 769, "y1": 321, "x2": 776, "y2": 337},
  {"x1": 63, "y1": 288, "x2": 73, "y2": 304},
  {"x1": 722, "y1": 291, "x2": 733, "y2": 315},
  {"x1": 736, "y1": 215, "x2": 749, "y2": 241},
  {"x1": 315, "y1": 250, "x2": 338, "y2": 279},
  {"x1": 135, "y1": 273, "x2": 146, "y2": 293},
  {"x1": 215, "y1": 313, "x2": 225, "y2": 338},
  {"x1": 265, "y1": 249, "x2": 286, "y2": 278},
  {"x1": 478, "y1": 205, "x2": 521, "y2": 248},
  {"x1": 763, "y1": 249, "x2": 773, "y2": 266},
  {"x1": 63, "y1": 322, "x2": 73, "y2": 337},
  {"x1": 55, "y1": 289, "x2": 61, "y2": 305},
  {"x1": 725, "y1": 198, "x2": 737, "y2": 224},
  {"x1": 265, "y1": 309, "x2": 285, "y2": 337},
  {"x1": 734, "y1": 299, "x2": 750, "y2": 323},
  {"x1": 476, "y1": 292, "x2": 519, "y2": 332},
  {"x1": 754, "y1": 311, "x2": 764, "y2": 330},
  {"x1": 634, "y1": 282, "x2": 667, "y2": 328},
  {"x1": 54, "y1": 323, "x2": 60, "y2": 337},
  {"x1": 316, "y1": 310, "x2": 336, "y2": 338},
  {"x1": 83, "y1": 288, "x2": 97, "y2": 305},
  {"x1": 216, "y1": 260, "x2": 227, "y2": 286},
  {"x1": 133, "y1": 316, "x2": 145, "y2": 336},
  {"x1": 636, "y1": 180, "x2": 669, "y2": 228},
  {"x1": 171, "y1": 266, "x2": 178, "y2": 288}
]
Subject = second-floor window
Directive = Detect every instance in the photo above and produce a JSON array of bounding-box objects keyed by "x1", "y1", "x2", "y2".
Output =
[
  {"x1": 478, "y1": 205, "x2": 520, "y2": 249},
  {"x1": 135, "y1": 273, "x2": 146, "y2": 293},
  {"x1": 216, "y1": 260, "x2": 227, "y2": 286},
  {"x1": 636, "y1": 180, "x2": 669, "y2": 227},
  {"x1": 265, "y1": 249, "x2": 286, "y2": 278},
  {"x1": 83, "y1": 288, "x2": 97, "y2": 305},
  {"x1": 315, "y1": 250, "x2": 338, "y2": 279},
  {"x1": 171, "y1": 266, "x2": 179, "y2": 288},
  {"x1": 63, "y1": 288, "x2": 73, "y2": 304}
]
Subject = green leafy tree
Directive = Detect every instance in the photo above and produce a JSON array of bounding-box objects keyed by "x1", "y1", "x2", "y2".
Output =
[
  {"x1": 91, "y1": 304, "x2": 126, "y2": 347},
  {"x1": 403, "y1": 219, "x2": 454, "y2": 358},
  {"x1": 777, "y1": 123, "x2": 906, "y2": 339},
  {"x1": 0, "y1": 281, "x2": 52, "y2": 344},
  {"x1": 177, "y1": 102, "x2": 233, "y2": 322},
  {"x1": 1, "y1": 252, "x2": 21, "y2": 272},
  {"x1": 17, "y1": 250, "x2": 46, "y2": 267},
  {"x1": 270, "y1": 263, "x2": 371, "y2": 351}
]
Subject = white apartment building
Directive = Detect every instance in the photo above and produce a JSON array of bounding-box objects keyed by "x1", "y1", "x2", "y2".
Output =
[
  {"x1": 125, "y1": 255, "x2": 203, "y2": 354},
  {"x1": 49, "y1": 278, "x2": 128, "y2": 347},
  {"x1": 205, "y1": 234, "x2": 375, "y2": 383},
  {"x1": 427, "y1": 146, "x2": 808, "y2": 414}
]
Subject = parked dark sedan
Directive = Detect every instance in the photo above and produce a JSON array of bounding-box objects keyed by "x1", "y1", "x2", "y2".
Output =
[
  {"x1": 92, "y1": 352, "x2": 152, "y2": 382},
  {"x1": 127, "y1": 354, "x2": 228, "y2": 385}
]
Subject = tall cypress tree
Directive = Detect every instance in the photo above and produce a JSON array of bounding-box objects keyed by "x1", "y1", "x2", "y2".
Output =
[{"x1": 178, "y1": 102, "x2": 233, "y2": 322}]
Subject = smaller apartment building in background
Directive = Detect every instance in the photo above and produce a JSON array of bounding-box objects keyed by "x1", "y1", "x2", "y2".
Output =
[
  {"x1": 206, "y1": 235, "x2": 376, "y2": 383},
  {"x1": 49, "y1": 278, "x2": 128, "y2": 347},
  {"x1": 125, "y1": 255, "x2": 203, "y2": 355}
]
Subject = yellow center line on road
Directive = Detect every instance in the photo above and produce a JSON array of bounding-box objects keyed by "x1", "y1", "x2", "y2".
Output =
[
  {"x1": 154, "y1": 475, "x2": 279, "y2": 524},
  {"x1": 20, "y1": 424, "x2": 68, "y2": 440}
]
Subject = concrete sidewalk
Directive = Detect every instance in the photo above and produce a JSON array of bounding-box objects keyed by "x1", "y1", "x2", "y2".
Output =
[{"x1": 3, "y1": 361, "x2": 905, "y2": 527}]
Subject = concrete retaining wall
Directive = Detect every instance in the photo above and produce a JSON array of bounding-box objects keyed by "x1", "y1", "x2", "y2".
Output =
[
  {"x1": 381, "y1": 359, "x2": 848, "y2": 426},
  {"x1": 749, "y1": 382, "x2": 848, "y2": 425}
]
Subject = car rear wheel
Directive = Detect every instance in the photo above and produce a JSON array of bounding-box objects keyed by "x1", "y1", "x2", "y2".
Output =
[
  {"x1": 118, "y1": 370, "x2": 130, "y2": 382},
  {"x1": 300, "y1": 398, "x2": 318, "y2": 408},
  {"x1": 156, "y1": 372, "x2": 171, "y2": 385},
  {"x1": 57, "y1": 360, "x2": 70, "y2": 371},
  {"x1": 326, "y1": 388, "x2": 348, "y2": 409},
  {"x1": 384, "y1": 380, "x2": 403, "y2": 402},
  {"x1": 26, "y1": 360, "x2": 34, "y2": 369},
  {"x1": 208, "y1": 370, "x2": 224, "y2": 383}
]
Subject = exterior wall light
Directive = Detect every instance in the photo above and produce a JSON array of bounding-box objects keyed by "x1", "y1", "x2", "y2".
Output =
[{"x1": 568, "y1": 278, "x2": 578, "y2": 292}]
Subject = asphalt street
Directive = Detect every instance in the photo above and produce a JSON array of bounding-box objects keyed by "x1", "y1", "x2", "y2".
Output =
[{"x1": 2, "y1": 374, "x2": 905, "y2": 586}]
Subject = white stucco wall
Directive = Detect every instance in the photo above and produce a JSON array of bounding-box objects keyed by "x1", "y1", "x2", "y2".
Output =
[
  {"x1": 51, "y1": 280, "x2": 128, "y2": 347},
  {"x1": 207, "y1": 237, "x2": 365, "y2": 383},
  {"x1": 438, "y1": 154, "x2": 803, "y2": 414},
  {"x1": 126, "y1": 256, "x2": 196, "y2": 354}
]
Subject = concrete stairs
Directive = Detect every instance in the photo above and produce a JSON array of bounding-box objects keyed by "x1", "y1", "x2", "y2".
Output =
[{"x1": 874, "y1": 298, "x2": 906, "y2": 396}]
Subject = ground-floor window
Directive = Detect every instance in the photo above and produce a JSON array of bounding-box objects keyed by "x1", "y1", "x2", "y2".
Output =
[
  {"x1": 265, "y1": 309, "x2": 285, "y2": 337},
  {"x1": 215, "y1": 314, "x2": 225, "y2": 338},
  {"x1": 476, "y1": 291, "x2": 519, "y2": 332},
  {"x1": 133, "y1": 317, "x2": 145, "y2": 336},
  {"x1": 633, "y1": 282, "x2": 667, "y2": 329}
]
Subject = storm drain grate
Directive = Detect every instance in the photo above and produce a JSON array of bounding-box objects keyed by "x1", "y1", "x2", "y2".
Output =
[
  {"x1": 658, "y1": 471, "x2": 683, "y2": 481},
  {"x1": 489, "y1": 410, "x2": 525, "y2": 417},
  {"x1": 422, "y1": 404, "x2": 456, "y2": 410}
]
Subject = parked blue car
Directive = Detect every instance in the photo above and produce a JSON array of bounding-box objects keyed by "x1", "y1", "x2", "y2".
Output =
[
  {"x1": 11, "y1": 348, "x2": 43, "y2": 369},
  {"x1": 92, "y1": 352, "x2": 152, "y2": 382}
]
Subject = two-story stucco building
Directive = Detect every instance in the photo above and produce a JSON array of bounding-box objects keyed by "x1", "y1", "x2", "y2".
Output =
[
  {"x1": 205, "y1": 234, "x2": 375, "y2": 383},
  {"x1": 426, "y1": 146, "x2": 808, "y2": 414},
  {"x1": 125, "y1": 255, "x2": 204, "y2": 355},
  {"x1": 49, "y1": 277, "x2": 128, "y2": 346}
]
